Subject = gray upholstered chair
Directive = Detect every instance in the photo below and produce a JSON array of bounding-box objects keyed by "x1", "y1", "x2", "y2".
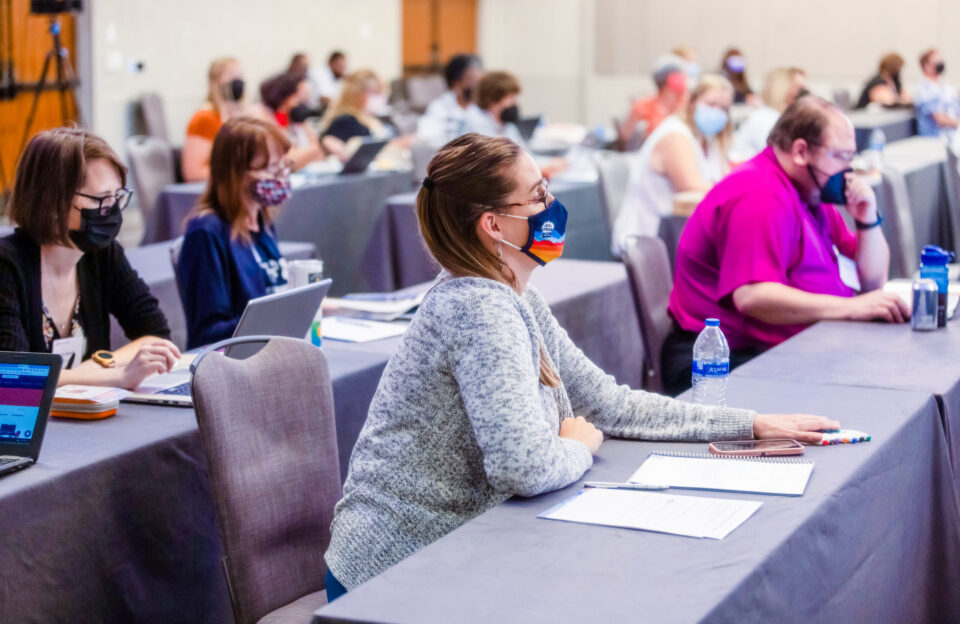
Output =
[
  {"x1": 139, "y1": 93, "x2": 169, "y2": 142},
  {"x1": 190, "y1": 336, "x2": 340, "y2": 624},
  {"x1": 593, "y1": 150, "x2": 631, "y2": 254},
  {"x1": 620, "y1": 235, "x2": 674, "y2": 393},
  {"x1": 126, "y1": 135, "x2": 175, "y2": 224}
]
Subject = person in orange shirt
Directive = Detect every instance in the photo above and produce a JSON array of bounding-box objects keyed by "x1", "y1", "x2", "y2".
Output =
[
  {"x1": 182, "y1": 57, "x2": 262, "y2": 182},
  {"x1": 620, "y1": 55, "x2": 689, "y2": 149}
]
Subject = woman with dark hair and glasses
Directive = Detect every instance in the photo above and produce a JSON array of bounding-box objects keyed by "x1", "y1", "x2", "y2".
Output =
[{"x1": 0, "y1": 127, "x2": 179, "y2": 388}]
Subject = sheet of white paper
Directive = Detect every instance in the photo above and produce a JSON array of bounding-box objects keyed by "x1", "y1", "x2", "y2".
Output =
[
  {"x1": 884, "y1": 279, "x2": 960, "y2": 316},
  {"x1": 321, "y1": 317, "x2": 408, "y2": 343},
  {"x1": 629, "y1": 454, "x2": 813, "y2": 496},
  {"x1": 540, "y1": 489, "x2": 761, "y2": 540},
  {"x1": 51, "y1": 336, "x2": 85, "y2": 370}
]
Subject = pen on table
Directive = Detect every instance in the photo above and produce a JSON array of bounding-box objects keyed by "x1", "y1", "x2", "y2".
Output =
[{"x1": 584, "y1": 481, "x2": 669, "y2": 491}]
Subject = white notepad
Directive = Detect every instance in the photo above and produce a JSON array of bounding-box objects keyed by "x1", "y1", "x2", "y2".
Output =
[
  {"x1": 629, "y1": 452, "x2": 814, "y2": 496},
  {"x1": 538, "y1": 489, "x2": 761, "y2": 540}
]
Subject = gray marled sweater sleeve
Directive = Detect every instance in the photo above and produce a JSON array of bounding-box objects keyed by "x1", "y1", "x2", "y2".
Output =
[
  {"x1": 526, "y1": 288, "x2": 756, "y2": 441},
  {"x1": 447, "y1": 292, "x2": 593, "y2": 497}
]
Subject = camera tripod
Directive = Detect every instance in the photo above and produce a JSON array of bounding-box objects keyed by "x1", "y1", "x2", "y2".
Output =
[{"x1": 18, "y1": 15, "x2": 83, "y2": 154}]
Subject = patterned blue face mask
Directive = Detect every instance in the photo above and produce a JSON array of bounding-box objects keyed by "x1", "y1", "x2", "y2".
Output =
[
  {"x1": 500, "y1": 197, "x2": 568, "y2": 266},
  {"x1": 693, "y1": 103, "x2": 728, "y2": 138}
]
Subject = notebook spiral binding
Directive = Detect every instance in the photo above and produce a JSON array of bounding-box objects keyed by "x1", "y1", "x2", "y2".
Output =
[{"x1": 652, "y1": 451, "x2": 813, "y2": 464}]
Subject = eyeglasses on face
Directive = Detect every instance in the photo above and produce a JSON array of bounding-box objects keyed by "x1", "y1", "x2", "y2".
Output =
[{"x1": 74, "y1": 187, "x2": 134, "y2": 215}]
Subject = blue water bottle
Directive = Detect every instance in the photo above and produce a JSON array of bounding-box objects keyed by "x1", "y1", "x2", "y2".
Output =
[
  {"x1": 691, "y1": 319, "x2": 730, "y2": 407},
  {"x1": 919, "y1": 245, "x2": 955, "y2": 328}
]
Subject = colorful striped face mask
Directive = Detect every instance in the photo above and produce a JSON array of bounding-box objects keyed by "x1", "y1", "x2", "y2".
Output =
[{"x1": 500, "y1": 197, "x2": 567, "y2": 266}]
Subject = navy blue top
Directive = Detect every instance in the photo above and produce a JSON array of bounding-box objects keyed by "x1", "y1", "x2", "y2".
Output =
[
  {"x1": 177, "y1": 212, "x2": 288, "y2": 349},
  {"x1": 323, "y1": 114, "x2": 372, "y2": 142}
]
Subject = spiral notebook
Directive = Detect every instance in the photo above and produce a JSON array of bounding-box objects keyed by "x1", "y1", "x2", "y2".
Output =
[{"x1": 629, "y1": 451, "x2": 814, "y2": 496}]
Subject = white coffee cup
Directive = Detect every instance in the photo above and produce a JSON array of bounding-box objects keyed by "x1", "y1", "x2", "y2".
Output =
[{"x1": 288, "y1": 259, "x2": 325, "y2": 288}]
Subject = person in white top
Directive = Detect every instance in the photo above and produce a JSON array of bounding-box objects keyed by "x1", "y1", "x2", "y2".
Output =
[
  {"x1": 464, "y1": 70, "x2": 525, "y2": 145},
  {"x1": 417, "y1": 54, "x2": 483, "y2": 147},
  {"x1": 612, "y1": 74, "x2": 734, "y2": 255},
  {"x1": 731, "y1": 67, "x2": 807, "y2": 162},
  {"x1": 914, "y1": 48, "x2": 960, "y2": 139},
  {"x1": 309, "y1": 50, "x2": 347, "y2": 108}
]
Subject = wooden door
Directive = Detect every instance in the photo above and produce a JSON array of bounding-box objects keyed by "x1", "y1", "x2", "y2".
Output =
[
  {"x1": 0, "y1": 0, "x2": 78, "y2": 192},
  {"x1": 402, "y1": 0, "x2": 477, "y2": 75}
]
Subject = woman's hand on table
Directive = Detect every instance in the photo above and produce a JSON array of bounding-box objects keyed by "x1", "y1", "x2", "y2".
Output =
[{"x1": 752, "y1": 413, "x2": 840, "y2": 444}]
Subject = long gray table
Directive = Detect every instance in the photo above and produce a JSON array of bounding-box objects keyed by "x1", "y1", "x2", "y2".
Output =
[
  {"x1": 146, "y1": 170, "x2": 413, "y2": 295},
  {"x1": 0, "y1": 259, "x2": 641, "y2": 624},
  {"x1": 732, "y1": 319, "x2": 960, "y2": 492},
  {"x1": 313, "y1": 377, "x2": 960, "y2": 623},
  {"x1": 361, "y1": 179, "x2": 612, "y2": 292},
  {"x1": 111, "y1": 239, "x2": 317, "y2": 351},
  {"x1": 848, "y1": 108, "x2": 917, "y2": 152}
]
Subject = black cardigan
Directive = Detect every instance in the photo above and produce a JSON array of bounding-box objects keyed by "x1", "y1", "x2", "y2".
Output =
[{"x1": 0, "y1": 229, "x2": 171, "y2": 359}]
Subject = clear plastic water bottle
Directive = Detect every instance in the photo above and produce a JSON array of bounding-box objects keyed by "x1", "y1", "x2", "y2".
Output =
[
  {"x1": 865, "y1": 128, "x2": 887, "y2": 171},
  {"x1": 691, "y1": 318, "x2": 730, "y2": 407}
]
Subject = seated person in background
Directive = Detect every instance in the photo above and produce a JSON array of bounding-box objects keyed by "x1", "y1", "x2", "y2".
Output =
[
  {"x1": 177, "y1": 118, "x2": 293, "y2": 350},
  {"x1": 731, "y1": 67, "x2": 807, "y2": 162},
  {"x1": 286, "y1": 52, "x2": 316, "y2": 107},
  {"x1": 620, "y1": 54, "x2": 689, "y2": 146},
  {"x1": 310, "y1": 50, "x2": 347, "y2": 109},
  {"x1": 612, "y1": 74, "x2": 733, "y2": 253},
  {"x1": 320, "y1": 69, "x2": 415, "y2": 161},
  {"x1": 720, "y1": 47, "x2": 756, "y2": 105},
  {"x1": 856, "y1": 53, "x2": 911, "y2": 109},
  {"x1": 915, "y1": 48, "x2": 960, "y2": 139},
  {"x1": 0, "y1": 127, "x2": 179, "y2": 388},
  {"x1": 464, "y1": 70, "x2": 525, "y2": 144},
  {"x1": 417, "y1": 54, "x2": 483, "y2": 147},
  {"x1": 258, "y1": 72, "x2": 325, "y2": 169},
  {"x1": 322, "y1": 131, "x2": 836, "y2": 601},
  {"x1": 183, "y1": 57, "x2": 260, "y2": 182},
  {"x1": 663, "y1": 97, "x2": 908, "y2": 396},
  {"x1": 672, "y1": 45, "x2": 701, "y2": 85}
]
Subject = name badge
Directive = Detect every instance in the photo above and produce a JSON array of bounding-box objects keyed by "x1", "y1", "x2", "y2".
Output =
[
  {"x1": 834, "y1": 246, "x2": 862, "y2": 292},
  {"x1": 52, "y1": 336, "x2": 85, "y2": 370}
]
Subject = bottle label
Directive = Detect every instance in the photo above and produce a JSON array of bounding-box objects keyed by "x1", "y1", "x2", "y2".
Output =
[{"x1": 693, "y1": 361, "x2": 729, "y2": 377}]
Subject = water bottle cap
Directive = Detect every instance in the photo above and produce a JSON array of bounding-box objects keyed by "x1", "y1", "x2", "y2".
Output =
[
  {"x1": 705, "y1": 318, "x2": 720, "y2": 327},
  {"x1": 921, "y1": 244, "x2": 955, "y2": 266}
]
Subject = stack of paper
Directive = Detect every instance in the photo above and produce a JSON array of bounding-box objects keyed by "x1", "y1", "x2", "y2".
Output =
[
  {"x1": 539, "y1": 489, "x2": 761, "y2": 540},
  {"x1": 323, "y1": 292, "x2": 424, "y2": 321},
  {"x1": 52, "y1": 385, "x2": 129, "y2": 420},
  {"x1": 629, "y1": 452, "x2": 814, "y2": 496},
  {"x1": 321, "y1": 317, "x2": 408, "y2": 343}
]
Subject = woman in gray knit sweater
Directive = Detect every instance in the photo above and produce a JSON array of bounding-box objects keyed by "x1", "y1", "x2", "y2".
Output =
[{"x1": 324, "y1": 133, "x2": 837, "y2": 598}]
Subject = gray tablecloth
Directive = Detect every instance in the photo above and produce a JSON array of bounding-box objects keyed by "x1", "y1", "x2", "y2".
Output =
[
  {"x1": 111, "y1": 239, "x2": 317, "y2": 351},
  {"x1": 733, "y1": 319, "x2": 960, "y2": 493},
  {"x1": 0, "y1": 259, "x2": 641, "y2": 623},
  {"x1": 313, "y1": 377, "x2": 960, "y2": 623},
  {"x1": 848, "y1": 108, "x2": 917, "y2": 151},
  {"x1": 361, "y1": 180, "x2": 611, "y2": 292},
  {"x1": 146, "y1": 171, "x2": 413, "y2": 295}
]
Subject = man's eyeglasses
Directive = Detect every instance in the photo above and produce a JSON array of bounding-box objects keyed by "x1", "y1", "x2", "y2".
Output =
[
  {"x1": 811, "y1": 144, "x2": 857, "y2": 163},
  {"x1": 74, "y1": 187, "x2": 134, "y2": 216}
]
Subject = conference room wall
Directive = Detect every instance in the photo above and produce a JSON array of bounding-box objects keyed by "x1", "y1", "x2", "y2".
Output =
[
  {"x1": 86, "y1": 0, "x2": 402, "y2": 152},
  {"x1": 479, "y1": 0, "x2": 960, "y2": 128}
]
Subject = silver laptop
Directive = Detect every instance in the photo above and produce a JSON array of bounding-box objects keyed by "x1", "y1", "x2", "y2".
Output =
[
  {"x1": 0, "y1": 352, "x2": 61, "y2": 477},
  {"x1": 124, "y1": 279, "x2": 332, "y2": 407}
]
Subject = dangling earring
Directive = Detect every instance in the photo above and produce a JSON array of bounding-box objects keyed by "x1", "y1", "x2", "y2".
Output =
[{"x1": 496, "y1": 237, "x2": 504, "y2": 271}]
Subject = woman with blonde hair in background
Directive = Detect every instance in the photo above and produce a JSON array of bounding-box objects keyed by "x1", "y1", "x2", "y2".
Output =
[
  {"x1": 182, "y1": 57, "x2": 262, "y2": 181},
  {"x1": 731, "y1": 67, "x2": 808, "y2": 161},
  {"x1": 612, "y1": 74, "x2": 734, "y2": 254}
]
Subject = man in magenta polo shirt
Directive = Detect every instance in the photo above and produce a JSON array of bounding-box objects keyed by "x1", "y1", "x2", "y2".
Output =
[{"x1": 663, "y1": 96, "x2": 909, "y2": 395}]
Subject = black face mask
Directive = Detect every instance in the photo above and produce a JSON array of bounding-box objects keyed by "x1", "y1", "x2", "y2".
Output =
[
  {"x1": 69, "y1": 207, "x2": 123, "y2": 253},
  {"x1": 795, "y1": 88, "x2": 811, "y2": 100},
  {"x1": 461, "y1": 86, "x2": 474, "y2": 102},
  {"x1": 500, "y1": 105, "x2": 520, "y2": 124},
  {"x1": 289, "y1": 104, "x2": 313, "y2": 123},
  {"x1": 891, "y1": 73, "x2": 902, "y2": 92},
  {"x1": 936, "y1": 61, "x2": 946, "y2": 75},
  {"x1": 222, "y1": 78, "x2": 245, "y2": 102}
]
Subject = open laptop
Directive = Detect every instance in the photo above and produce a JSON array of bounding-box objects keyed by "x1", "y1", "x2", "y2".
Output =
[
  {"x1": 0, "y1": 352, "x2": 61, "y2": 477},
  {"x1": 124, "y1": 279, "x2": 332, "y2": 407},
  {"x1": 340, "y1": 140, "x2": 388, "y2": 175},
  {"x1": 515, "y1": 116, "x2": 542, "y2": 142}
]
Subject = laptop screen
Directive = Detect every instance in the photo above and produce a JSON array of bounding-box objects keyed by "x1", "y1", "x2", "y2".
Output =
[{"x1": 0, "y1": 363, "x2": 51, "y2": 446}]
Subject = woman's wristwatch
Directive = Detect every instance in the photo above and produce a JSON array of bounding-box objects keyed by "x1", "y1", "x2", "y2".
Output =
[{"x1": 91, "y1": 350, "x2": 116, "y2": 368}]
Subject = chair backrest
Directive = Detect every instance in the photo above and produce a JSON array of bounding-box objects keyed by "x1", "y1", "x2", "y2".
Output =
[
  {"x1": 406, "y1": 74, "x2": 447, "y2": 112},
  {"x1": 139, "y1": 93, "x2": 169, "y2": 142},
  {"x1": 190, "y1": 337, "x2": 340, "y2": 624},
  {"x1": 942, "y1": 145, "x2": 960, "y2": 256},
  {"x1": 620, "y1": 235, "x2": 674, "y2": 393},
  {"x1": 832, "y1": 88, "x2": 852, "y2": 110},
  {"x1": 876, "y1": 165, "x2": 917, "y2": 279},
  {"x1": 125, "y1": 135, "x2": 175, "y2": 221},
  {"x1": 593, "y1": 150, "x2": 631, "y2": 249},
  {"x1": 169, "y1": 236, "x2": 184, "y2": 303},
  {"x1": 410, "y1": 139, "x2": 437, "y2": 184}
]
